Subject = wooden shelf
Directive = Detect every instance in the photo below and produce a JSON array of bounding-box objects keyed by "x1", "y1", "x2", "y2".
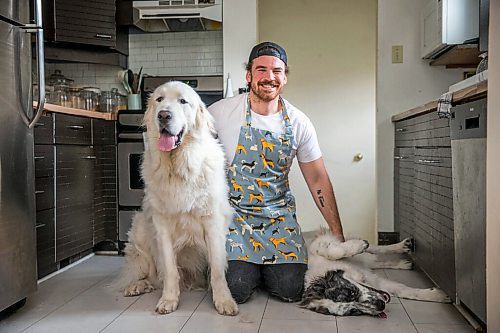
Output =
[
  {"x1": 430, "y1": 44, "x2": 482, "y2": 68},
  {"x1": 34, "y1": 102, "x2": 118, "y2": 121}
]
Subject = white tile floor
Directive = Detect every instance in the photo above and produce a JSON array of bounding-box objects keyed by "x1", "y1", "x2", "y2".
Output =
[{"x1": 0, "y1": 255, "x2": 475, "y2": 333}]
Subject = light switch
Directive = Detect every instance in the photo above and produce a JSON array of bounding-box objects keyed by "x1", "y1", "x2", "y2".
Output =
[{"x1": 392, "y1": 45, "x2": 403, "y2": 63}]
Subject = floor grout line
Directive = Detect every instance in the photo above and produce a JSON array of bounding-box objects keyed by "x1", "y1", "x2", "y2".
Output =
[
  {"x1": 98, "y1": 294, "x2": 143, "y2": 333},
  {"x1": 399, "y1": 298, "x2": 419, "y2": 333},
  {"x1": 178, "y1": 291, "x2": 208, "y2": 333},
  {"x1": 257, "y1": 294, "x2": 270, "y2": 333},
  {"x1": 20, "y1": 268, "x2": 120, "y2": 333}
]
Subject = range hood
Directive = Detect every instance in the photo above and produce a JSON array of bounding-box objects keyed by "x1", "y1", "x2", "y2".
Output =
[{"x1": 129, "y1": 0, "x2": 222, "y2": 32}]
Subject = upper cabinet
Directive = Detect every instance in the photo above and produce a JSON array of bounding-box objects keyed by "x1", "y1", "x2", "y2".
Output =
[
  {"x1": 420, "y1": 0, "x2": 488, "y2": 69},
  {"x1": 41, "y1": 0, "x2": 127, "y2": 67},
  {"x1": 43, "y1": 0, "x2": 117, "y2": 48}
]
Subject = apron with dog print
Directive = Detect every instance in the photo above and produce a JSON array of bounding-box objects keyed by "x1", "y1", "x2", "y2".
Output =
[{"x1": 225, "y1": 96, "x2": 307, "y2": 264}]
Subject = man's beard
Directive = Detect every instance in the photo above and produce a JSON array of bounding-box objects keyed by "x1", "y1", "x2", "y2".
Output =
[{"x1": 250, "y1": 78, "x2": 283, "y2": 102}]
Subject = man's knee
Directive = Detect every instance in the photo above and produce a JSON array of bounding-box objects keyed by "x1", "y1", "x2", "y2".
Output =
[
  {"x1": 262, "y1": 264, "x2": 307, "y2": 302},
  {"x1": 226, "y1": 278, "x2": 255, "y2": 304},
  {"x1": 225, "y1": 261, "x2": 260, "y2": 304},
  {"x1": 268, "y1": 279, "x2": 304, "y2": 302}
]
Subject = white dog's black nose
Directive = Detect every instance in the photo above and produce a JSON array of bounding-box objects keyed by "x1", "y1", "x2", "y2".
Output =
[{"x1": 158, "y1": 110, "x2": 172, "y2": 124}]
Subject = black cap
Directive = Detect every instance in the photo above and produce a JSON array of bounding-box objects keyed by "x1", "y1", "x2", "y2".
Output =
[{"x1": 248, "y1": 41, "x2": 287, "y2": 66}]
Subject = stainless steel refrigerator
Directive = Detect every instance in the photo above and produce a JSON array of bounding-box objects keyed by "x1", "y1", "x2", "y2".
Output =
[{"x1": 0, "y1": 0, "x2": 45, "y2": 313}]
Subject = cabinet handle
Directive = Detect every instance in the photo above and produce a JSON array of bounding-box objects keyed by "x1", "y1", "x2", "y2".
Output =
[
  {"x1": 67, "y1": 125, "x2": 84, "y2": 130},
  {"x1": 82, "y1": 156, "x2": 97, "y2": 160},
  {"x1": 95, "y1": 33, "x2": 112, "y2": 40},
  {"x1": 395, "y1": 128, "x2": 407, "y2": 132},
  {"x1": 417, "y1": 159, "x2": 441, "y2": 164},
  {"x1": 35, "y1": 223, "x2": 46, "y2": 229},
  {"x1": 34, "y1": 122, "x2": 45, "y2": 127},
  {"x1": 35, "y1": 190, "x2": 45, "y2": 195},
  {"x1": 394, "y1": 156, "x2": 408, "y2": 160},
  {"x1": 34, "y1": 156, "x2": 45, "y2": 160}
]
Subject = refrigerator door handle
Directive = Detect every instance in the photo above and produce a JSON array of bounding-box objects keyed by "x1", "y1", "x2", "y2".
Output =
[{"x1": 17, "y1": 0, "x2": 45, "y2": 129}]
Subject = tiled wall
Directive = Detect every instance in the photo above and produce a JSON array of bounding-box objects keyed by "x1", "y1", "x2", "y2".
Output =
[
  {"x1": 128, "y1": 30, "x2": 223, "y2": 76},
  {"x1": 44, "y1": 30, "x2": 223, "y2": 96},
  {"x1": 45, "y1": 63, "x2": 126, "y2": 95}
]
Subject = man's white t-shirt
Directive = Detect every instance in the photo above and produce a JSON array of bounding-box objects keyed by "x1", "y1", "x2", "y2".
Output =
[{"x1": 208, "y1": 93, "x2": 322, "y2": 164}]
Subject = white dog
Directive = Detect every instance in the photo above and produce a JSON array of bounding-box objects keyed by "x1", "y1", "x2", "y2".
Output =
[
  {"x1": 301, "y1": 229, "x2": 451, "y2": 316},
  {"x1": 117, "y1": 81, "x2": 238, "y2": 316}
]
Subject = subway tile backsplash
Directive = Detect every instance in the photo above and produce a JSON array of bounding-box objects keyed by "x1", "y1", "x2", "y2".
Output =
[
  {"x1": 45, "y1": 63, "x2": 126, "y2": 95},
  {"x1": 128, "y1": 30, "x2": 223, "y2": 76},
  {"x1": 44, "y1": 30, "x2": 223, "y2": 96}
]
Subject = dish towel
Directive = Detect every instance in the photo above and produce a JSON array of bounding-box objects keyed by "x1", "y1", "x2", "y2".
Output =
[{"x1": 437, "y1": 91, "x2": 454, "y2": 118}]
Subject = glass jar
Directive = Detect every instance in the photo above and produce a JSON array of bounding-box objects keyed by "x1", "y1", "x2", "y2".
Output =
[
  {"x1": 99, "y1": 91, "x2": 117, "y2": 112},
  {"x1": 47, "y1": 69, "x2": 74, "y2": 86},
  {"x1": 111, "y1": 88, "x2": 127, "y2": 111},
  {"x1": 80, "y1": 90, "x2": 97, "y2": 111},
  {"x1": 69, "y1": 87, "x2": 82, "y2": 109},
  {"x1": 53, "y1": 84, "x2": 71, "y2": 107}
]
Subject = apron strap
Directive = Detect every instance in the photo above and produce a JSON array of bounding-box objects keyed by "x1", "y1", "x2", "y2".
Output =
[{"x1": 246, "y1": 94, "x2": 293, "y2": 137}]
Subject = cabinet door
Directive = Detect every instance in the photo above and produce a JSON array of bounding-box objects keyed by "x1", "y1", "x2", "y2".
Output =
[
  {"x1": 36, "y1": 209, "x2": 57, "y2": 279},
  {"x1": 44, "y1": 0, "x2": 116, "y2": 47},
  {"x1": 55, "y1": 145, "x2": 95, "y2": 261},
  {"x1": 414, "y1": 147, "x2": 455, "y2": 299},
  {"x1": 394, "y1": 147, "x2": 415, "y2": 239}
]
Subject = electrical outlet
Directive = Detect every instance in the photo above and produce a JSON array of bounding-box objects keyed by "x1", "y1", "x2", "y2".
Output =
[{"x1": 392, "y1": 45, "x2": 403, "y2": 63}]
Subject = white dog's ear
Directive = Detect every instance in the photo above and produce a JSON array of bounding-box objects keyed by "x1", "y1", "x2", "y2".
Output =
[{"x1": 195, "y1": 102, "x2": 216, "y2": 135}]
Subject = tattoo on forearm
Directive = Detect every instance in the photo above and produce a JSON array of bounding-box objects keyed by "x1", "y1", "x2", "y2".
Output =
[{"x1": 316, "y1": 189, "x2": 325, "y2": 208}]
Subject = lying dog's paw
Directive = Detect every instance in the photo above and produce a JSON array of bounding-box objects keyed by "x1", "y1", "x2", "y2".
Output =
[
  {"x1": 348, "y1": 239, "x2": 370, "y2": 255},
  {"x1": 123, "y1": 279, "x2": 154, "y2": 297},
  {"x1": 423, "y1": 288, "x2": 452, "y2": 303},
  {"x1": 156, "y1": 297, "x2": 179, "y2": 314},
  {"x1": 214, "y1": 296, "x2": 239, "y2": 316},
  {"x1": 397, "y1": 238, "x2": 413, "y2": 253}
]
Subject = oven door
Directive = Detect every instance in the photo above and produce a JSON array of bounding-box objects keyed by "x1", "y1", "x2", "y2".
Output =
[{"x1": 118, "y1": 142, "x2": 145, "y2": 206}]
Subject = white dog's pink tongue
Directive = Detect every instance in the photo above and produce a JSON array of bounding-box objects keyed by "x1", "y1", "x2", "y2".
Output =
[{"x1": 158, "y1": 133, "x2": 177, "y2": 151}]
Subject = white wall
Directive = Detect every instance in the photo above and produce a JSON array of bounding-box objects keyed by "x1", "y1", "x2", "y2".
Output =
[
  {"x1": 258, "y1": 0, "x2": 377, "y2": 242},
  {"x1": 486, "y1": 0, "x2": 500, "y2": 330},
  {"x1": 222, "y1": 0, "x2": 257, "y2": 96},
  {"x1": 377, "y1": 0, "x2": 464, "y2": 232}
]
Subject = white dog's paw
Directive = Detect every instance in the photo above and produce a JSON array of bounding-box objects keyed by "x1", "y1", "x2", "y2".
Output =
[
  {"x1": 422, "y1": 288, "x2": 452, "y2": 303},
  {"x1": 399, "y1": 238, "x2": 413, "y2": 253},
  {"x1": 156, "y1": 297, "x2": 179, "y2": 314},
  {"x1": 213, "y1": 295, "x2": 239, "y2": 316},
  {"x1": 123, "y1": 279, "x2": 154, "y2": 297},
  {"x1": 348, "y1": 239, "x2": 370, "y2": 255}
]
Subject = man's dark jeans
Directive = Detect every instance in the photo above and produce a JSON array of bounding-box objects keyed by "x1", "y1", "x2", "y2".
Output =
[{"x1": 225, "y1": 260, "x2": 307, "y2": 304}]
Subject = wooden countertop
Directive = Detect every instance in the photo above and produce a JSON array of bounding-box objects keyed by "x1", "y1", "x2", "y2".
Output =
[
  {"x1": 34, "y1": 102, "x2": 118, "y2": 121},
  {"x1": 391, "y1": 81, "x2": 488, "y2": 122}
]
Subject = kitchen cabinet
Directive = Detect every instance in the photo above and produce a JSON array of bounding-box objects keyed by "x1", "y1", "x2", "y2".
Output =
[
  {"x1": 33, "y1": 112, "x2": 118, "y2": 278},
  {"x1": 393, "y1": 111, "x2": 456, "y2": 299},
  {"x1": 92, "y1": 120, "x2": 117, "y2": 246},
  {"x1": 43, "y1": 0, "x2": 117, "y2": 48},
  {"x1": 34, "y1": 113, "x2": 57, "y2": 278}
]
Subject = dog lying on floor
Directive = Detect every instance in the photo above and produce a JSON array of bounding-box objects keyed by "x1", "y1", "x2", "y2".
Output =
[{"x1": 300, "y1": 229, "x2": 451, "y2": 317}]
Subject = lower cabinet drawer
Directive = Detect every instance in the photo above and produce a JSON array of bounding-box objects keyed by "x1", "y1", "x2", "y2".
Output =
[
  {"x1": 34, "y1": 145, "x2": 54, "y2": 178},
  {"x1": 54, "y1": 114, "x2": 92, "y2": 145},
  {"x1": 35, "y1": 177, "x2": 55, "y2": 211},
  {"x1": 36, "y1": 209, "x2": 57, "y2": 279}
]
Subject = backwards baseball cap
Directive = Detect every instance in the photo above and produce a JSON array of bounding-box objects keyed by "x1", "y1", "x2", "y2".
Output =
[{"x1": 248, "y1": 41, "x2": 287, "y2": 66}]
